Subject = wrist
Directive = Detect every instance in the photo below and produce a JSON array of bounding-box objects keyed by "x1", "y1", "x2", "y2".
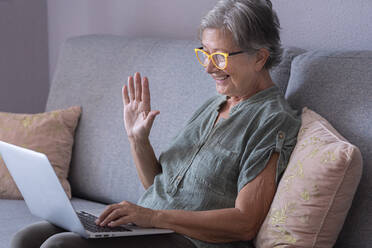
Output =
[
  {"x1": 151, "y1": 210, "x2": 165, "y2": 229},
  {"x1": 128, "y1": 136, "x2": 150, "y2": 147},
  {"x1": 151, "y1": 209, "x2": 160, "y2": 228}
]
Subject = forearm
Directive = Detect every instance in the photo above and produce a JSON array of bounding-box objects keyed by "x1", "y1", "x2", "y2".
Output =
[
  {"x1": 153, "y1": 208, "x2": 256, "y2": 243},
  {"x1": 129, "y1": 137, "x2": 162, "y2": 189},
  {"x1": 150, "y1": 153, "x2": 278, "y2": 243}
]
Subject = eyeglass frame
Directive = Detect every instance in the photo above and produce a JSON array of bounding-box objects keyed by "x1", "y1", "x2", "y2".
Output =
[{"x1": 194, "y1": 47, "x2": 245, "y2": 70}]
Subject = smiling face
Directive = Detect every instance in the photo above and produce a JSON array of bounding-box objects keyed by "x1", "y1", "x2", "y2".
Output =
[{"x1": 201, "y1": 28, "x2": 267, "y2": 99}]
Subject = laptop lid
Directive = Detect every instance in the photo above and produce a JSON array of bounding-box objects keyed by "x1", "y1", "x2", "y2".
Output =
[
  {"x1": 0, "y1": 141, "x2": 87, "y2": 237},
  {"x1": 0, "y1": 140, "x2": 174, "y2": 238}
]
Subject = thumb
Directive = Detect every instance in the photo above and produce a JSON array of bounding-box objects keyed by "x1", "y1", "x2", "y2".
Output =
[{"x1": 145, "y1": 110, "x2": 160, "y2": 129}]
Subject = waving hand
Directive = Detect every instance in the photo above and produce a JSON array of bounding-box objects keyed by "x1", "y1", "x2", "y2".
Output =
[{"x1": 122, "y1": 72, "x2": 160, "y2": 142}]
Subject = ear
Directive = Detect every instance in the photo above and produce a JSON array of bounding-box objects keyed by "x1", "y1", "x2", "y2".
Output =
[{"x1": 254, "y1": 48, "x2": 270, "y2": 72}]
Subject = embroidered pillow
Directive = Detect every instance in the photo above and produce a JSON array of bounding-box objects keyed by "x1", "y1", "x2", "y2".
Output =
[
  {"x1": 255, "y1": 107, "x2": 363, "y2": 247},
  {"x1": 0, "y1": 106, "x2": 81, "y2": 199}
]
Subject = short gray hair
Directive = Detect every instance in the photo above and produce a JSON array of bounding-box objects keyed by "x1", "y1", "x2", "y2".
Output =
[{"x1": 199, "y1": 0, "x2": 282, "y2": 69}]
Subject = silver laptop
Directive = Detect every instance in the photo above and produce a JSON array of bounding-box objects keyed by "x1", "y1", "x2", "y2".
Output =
[{"x1": 0, "y1": 140, "x2": 174, "y2": 238}]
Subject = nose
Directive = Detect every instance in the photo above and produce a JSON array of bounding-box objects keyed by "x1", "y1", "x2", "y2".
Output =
[{"x1": 205, "y1": 59, "x2": 219, "y2": 74}]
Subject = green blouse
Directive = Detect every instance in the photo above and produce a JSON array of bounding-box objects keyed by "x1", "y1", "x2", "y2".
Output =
[{"x1": 137, "y1": 86, "x2": 301, "y2": 248}]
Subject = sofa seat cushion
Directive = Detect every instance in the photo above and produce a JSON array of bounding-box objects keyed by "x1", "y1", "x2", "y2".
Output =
[
  {"x1": 0, "y1": 198, "x2": 107, "y2": 248},
  {"x1": 0, "y1": 199, "x2": 41, "y2": 248},
  {"x1": 285, "y1": 50, "x2": 372, "y2": 246}
]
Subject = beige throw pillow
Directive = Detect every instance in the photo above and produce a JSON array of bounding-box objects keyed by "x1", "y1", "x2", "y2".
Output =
[
  {"x1": 0, "y1": 106, "x2": 81, "y2": 199},
  {"x1": 255, "y1": 107, "x2": 363, "y2": 248}
]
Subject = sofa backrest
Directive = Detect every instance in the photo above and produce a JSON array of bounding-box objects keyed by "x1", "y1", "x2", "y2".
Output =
[
  {"x1": 47, "y1": 35, "x2": 372, "y2": 246},
  {"x1": 46, "y1": 35, "x2": 212, "y2": 203},
  {"x1": 46, "y1": 35, "x2": 301, "y2": 205},
  {"x1": 285, "y1": 50, "x2": 372, "y2": 247}
]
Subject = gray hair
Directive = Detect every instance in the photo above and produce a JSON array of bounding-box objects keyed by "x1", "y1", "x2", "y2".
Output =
[{"x1": 199, "y1": 0, "x2": 282, "y2": 69}]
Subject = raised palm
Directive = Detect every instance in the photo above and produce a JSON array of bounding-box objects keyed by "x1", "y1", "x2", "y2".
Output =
[{"x1": 122, "y1": 72, "x2": 160, "y2": 141}]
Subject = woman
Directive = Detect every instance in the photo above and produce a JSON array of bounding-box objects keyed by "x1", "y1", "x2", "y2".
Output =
[{"x1": 12, "y1": 0, "x2": 301, "y2": 248}]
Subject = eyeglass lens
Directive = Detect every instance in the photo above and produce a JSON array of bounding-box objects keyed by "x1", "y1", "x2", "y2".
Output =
[
  {"x1": 196, "y1": 50, "x2": 226, "y2": 69},
  {"x1": 212, "y1": 54, "x2": 226, "y2": 69}
]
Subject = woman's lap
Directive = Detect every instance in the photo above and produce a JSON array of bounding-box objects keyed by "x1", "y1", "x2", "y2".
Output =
[
  {"x1": 11, "y1": 221, "x2": 196, "y2": 248},
  {"x1": 11, "y1": 221, "x2": 64, "y2": 248}
]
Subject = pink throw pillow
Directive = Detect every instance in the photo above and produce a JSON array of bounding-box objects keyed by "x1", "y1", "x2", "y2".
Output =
[
  {"x1": 0, "y1": 106, "x2": 81, "y2": 199},
  {"x1": 255, "y1": 107, "x2": 363, "y2": 248}
]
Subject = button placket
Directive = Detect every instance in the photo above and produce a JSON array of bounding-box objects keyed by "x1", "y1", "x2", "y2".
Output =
[
  {"x1": 166, "y1": 145, "x2": 203, "y2": 196},
  {"x1": 167, "y1": 110, "x2": 219, "y2": 197}
]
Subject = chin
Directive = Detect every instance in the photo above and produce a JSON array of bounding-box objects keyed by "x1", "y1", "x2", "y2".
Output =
[{"x1": 215, "y1": 84, "x2": 230, "y2": 96}]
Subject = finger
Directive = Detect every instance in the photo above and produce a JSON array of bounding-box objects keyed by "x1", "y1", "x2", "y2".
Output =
[
  {"x1": 108, "y1": 216, "x2": 132, "y2": 227},
  {"x1": 145, "y1": 110, "x2": 160, "y2": 130},
  {"x1": 122, "y1": 84, "x2": 130, "y2": 105},
  {"x1": 128, "y1": 73, "x2": 137, "y2": 101},
  {"x1": 96, "y1": 205, "x2": 115, "y2": 225},
  {"x1": 96, "y1": 204, "x2": 121, "y2": 225},
  {"x1": 135, "y1": 74, "x2": 142, "y2": 102},
  {"x1": 96, "y1": 201, "x2": 130, "y2": 225},
  {"x1": 100, "y1": 208, "x2": 125, "y2": 226},
  {"x1": 142, "y1": 77, "x2": 151, "y2": 113}
]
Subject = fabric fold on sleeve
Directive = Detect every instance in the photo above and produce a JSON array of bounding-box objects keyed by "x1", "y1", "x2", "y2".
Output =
[{"x1": 237, "y1": 112, "x2": 300, "y2": 193}]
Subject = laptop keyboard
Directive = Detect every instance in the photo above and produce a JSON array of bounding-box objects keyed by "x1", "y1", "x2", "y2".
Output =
[{"x1": 77, "y1": 211, "x2": 131, "y2": 233}]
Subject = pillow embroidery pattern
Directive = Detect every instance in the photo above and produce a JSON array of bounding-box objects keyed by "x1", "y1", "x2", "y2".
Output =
[
  {"x1": 255, "y1": 108, "x2": 362, "y2": 248},
  {"x1": 268, "y1": 128, "x2": 339, "y2": 244},
  {"x1": 0, "y1": 106, "x2": 81, "y2": 200}
]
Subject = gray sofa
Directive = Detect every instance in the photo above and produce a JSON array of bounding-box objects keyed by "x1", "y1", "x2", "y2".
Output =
[{"x1": 1, "y1": 35, "x2": 371, "y2": 247}]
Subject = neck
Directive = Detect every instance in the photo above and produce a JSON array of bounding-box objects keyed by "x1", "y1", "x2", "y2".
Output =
[{"x1": 229, "y1": 70, "x2": 275, "y2": 106}]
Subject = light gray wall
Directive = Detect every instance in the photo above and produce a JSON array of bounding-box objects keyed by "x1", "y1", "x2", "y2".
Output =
[
  {"x1": 276, "y1": 0, "x2": 372, "y2": 51},
  {"x1": 0, "y1": 0, "x2": 49, "y2": 113},
  {"x1": 47, "y1": 0, "x2": 217, "y2": 81},
  {"x1": 2, "y1": 1, "x2": 371, "y2": 113},
  {"x1": 48, "y1": 0, "x2": 372, "y2": 81}
]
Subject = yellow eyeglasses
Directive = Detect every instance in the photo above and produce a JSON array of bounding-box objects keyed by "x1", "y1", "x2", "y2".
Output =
[{"x1": 194, "y1": 47, "x2": 245, "y2": 70}]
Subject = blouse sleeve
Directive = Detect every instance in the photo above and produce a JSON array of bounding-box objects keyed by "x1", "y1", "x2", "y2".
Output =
[{"x1": 237, "y1": 111, "x2": 301, "y2": 193}]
